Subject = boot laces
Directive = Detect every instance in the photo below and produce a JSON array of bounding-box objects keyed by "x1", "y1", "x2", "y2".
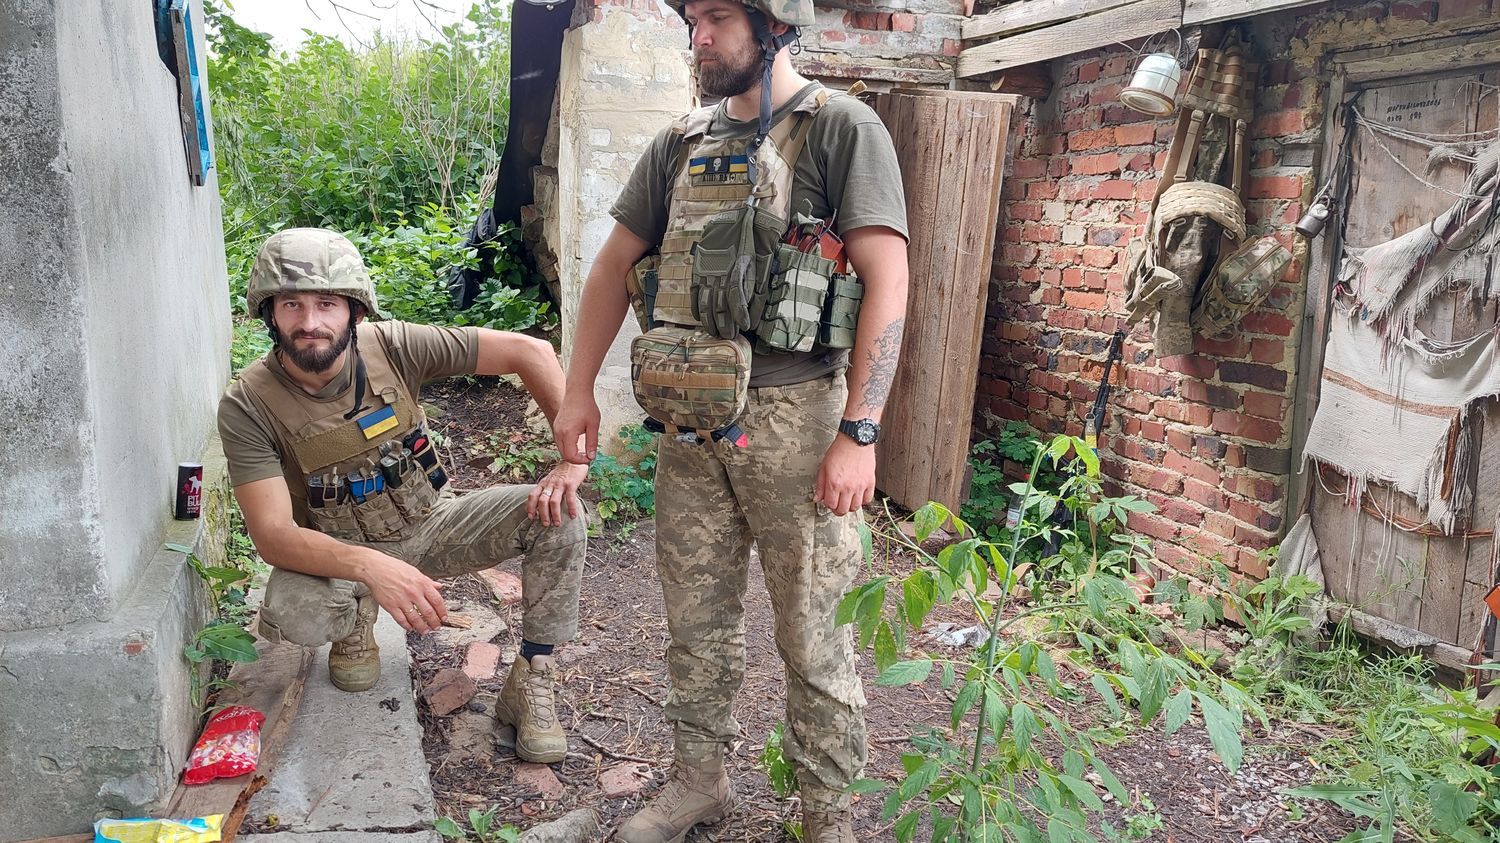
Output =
[{"x1": 521, "y1": 662, "x2": 557, "y2": 728}]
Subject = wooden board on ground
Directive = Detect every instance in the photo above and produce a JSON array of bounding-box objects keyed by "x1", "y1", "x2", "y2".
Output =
[
  {"x1": 873, "y1": 90, "x2": 1012, "y2": 512},
  {"x1": 957, "y1": 0, "x2": 1181, "y2": 78},
  {"x1": 164, "y1": 640, "x2": 315, "y2": 840}
]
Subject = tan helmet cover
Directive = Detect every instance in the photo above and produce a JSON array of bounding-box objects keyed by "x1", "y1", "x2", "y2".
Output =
[
  {"x1": 664, "y1": 0, "x2": 815, "y2": 28},
  {"x1": 246, "y1": 228, "x2": 381, "y2": 317}
]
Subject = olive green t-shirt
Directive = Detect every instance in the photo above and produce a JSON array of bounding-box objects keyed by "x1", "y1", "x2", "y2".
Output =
[
  {"x1": 610, "y1": 82, "x2": 909, "y2": 387},
  {"x1": 217, "y1": 320, "x2": 479, "y2": 487}
]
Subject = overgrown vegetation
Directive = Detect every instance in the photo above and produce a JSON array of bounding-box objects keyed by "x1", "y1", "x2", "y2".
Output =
[
  {"x1": 174, "y1": 501, "x2": 268, "y2": 707},
  {"x1": 206, "y1": 0, "x2": 549, "y2": 374},
  {"x1": 588, "y1": 424, "x2": 658, "y2": 525},
  {"x1": 816, "y1": 426, "x2": 1500, "y2": 842}
]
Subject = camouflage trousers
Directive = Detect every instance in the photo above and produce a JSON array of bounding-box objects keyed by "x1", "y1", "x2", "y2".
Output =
[
  {"x1": 258, "y1": 484, "x2": 586, "y2": 646},
  {"x1": 654, "y1": 371, "x2": 868, "y2": 810}
]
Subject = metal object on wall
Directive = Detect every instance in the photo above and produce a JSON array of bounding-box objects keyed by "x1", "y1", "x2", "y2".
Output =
[{"x1": 1121, "y1": 52, "x2": 1183, "y2": 116}]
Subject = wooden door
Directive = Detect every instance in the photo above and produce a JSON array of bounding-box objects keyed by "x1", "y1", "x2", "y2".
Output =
[
  {"x1": 1301, "y1": 65, "x2": 1500, "y2": 656},
  {"x1": 873, "y1": 89, "x2": 1013, "y2": 513}
]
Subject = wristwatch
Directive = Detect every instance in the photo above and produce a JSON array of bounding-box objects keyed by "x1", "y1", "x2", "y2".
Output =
[{"x1": 838, "y1": 418, "x2": 881, "y2": 446}]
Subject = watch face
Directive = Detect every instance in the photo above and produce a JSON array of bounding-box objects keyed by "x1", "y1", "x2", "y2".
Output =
[{"x1": 855, "y1": 419, "x2": 879, "y2": 444}]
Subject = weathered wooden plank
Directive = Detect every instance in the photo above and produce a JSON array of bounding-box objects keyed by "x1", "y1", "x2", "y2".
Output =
[
  {"x1": 957, "y1": 0, "x2": 1181, "y2": 78},
  {"x1": 169, "y1": 8, "x2": 204, "y2": 185},
  {"x1": 931, "y1": 97, "x2": 1012, "y2": 509},
  {"x1": 874, "y1": 92, "x2": 923, "y2": 506},
  {"x1": 961, "y1": 0, "x2": 1140, "y2": 42},
  {"x1": 1332, "y1": 605, "x2": 1476, "y2": 673},
  {"x1": 164, "y1": 641, "x2": 315, "y2": 841},
  {"x1": 1336, "y1": 34, "x2": 1500, "y2": 85},
  {"x1": 1184, "y1": 0, "x2": 1326, "y2": 26}
]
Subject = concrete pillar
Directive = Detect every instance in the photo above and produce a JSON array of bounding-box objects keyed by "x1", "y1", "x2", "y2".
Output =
[
  {"x1": 552, "y1": 0, "x2": 691, "y2": 453},
  {"x1": 0, "y1": 0, "x2": 231, "y2": 837}
]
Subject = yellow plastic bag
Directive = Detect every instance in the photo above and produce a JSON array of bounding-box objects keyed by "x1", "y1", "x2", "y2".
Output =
[{"x1": 94, "y1": 815, "x2": 223, "y2": 843}]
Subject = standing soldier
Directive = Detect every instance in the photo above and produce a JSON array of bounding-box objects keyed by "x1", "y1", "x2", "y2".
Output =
[
  {"x1": 552, "y1": 0, "x2": 910, "y2": 839},
  {"x1": 219, "y1": 228, "x2": 587, "y2": 764}
]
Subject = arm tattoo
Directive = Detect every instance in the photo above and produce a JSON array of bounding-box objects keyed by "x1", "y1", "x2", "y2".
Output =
[{"x1": 861, "y1": 318, "x2": 905, "y2": 410}]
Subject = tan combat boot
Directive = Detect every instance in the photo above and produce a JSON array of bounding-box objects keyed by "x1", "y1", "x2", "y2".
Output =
[
  {"x1": 803, "y1": 808, "x2": 856, "y2": 843},
  {"x1": 615, "y1": 755, "x2": 734, "y2": 843},
  {"x1": 496, "y1": 654, "x2": 568, "y2": 763},
  {"x1": 328, "y1": 588, "x2": 380, "y2": 692}
]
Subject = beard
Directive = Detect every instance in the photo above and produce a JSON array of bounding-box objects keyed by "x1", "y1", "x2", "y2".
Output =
[
  {"x1": 281, "y1": 326, "x2": 353, "y2": 374},
  {"x1": 696, "y1": 43, "x2": 761, "y2": 98}
]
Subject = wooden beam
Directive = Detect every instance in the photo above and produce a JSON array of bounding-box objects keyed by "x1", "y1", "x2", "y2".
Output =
[
  {"x1": 1334, "y1": 32, "x2": 1500, "y2": 84},
  {"x1": 957, "y1": 0, "x2": 1182, "y2": 79},
  {"x1": 1332, "y1": 606, "x2": 1476, "y2": 674},
  {"x1": 962, "y1": 0, "x2": 1140, "y2": 42},
  {"x1": 988, "y1": 61, "x2": 1055, "y2": 99},
  {"x1": 164, "y1": 641, "x2": 315, "y2": 841},
  {"x1": 1184, "y1": 0, "x2": 1328, "y2": 26}
]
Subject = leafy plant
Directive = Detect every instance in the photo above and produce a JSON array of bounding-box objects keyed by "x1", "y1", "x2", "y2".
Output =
[
  {"x1": 183, "y1": 620, "x2": 260, "y2": 706},
  {"x1": 758, "y1": 722, "x2": 798, "y2": 799},
  {"x1": 435, "y1": 805, "x2": 519, "y2": 843},
  {"x1": 589, "y1": 425, "x2": 658, "y2": 523},
  {"x1": 840, "y1": 435, "x2": 1258, "y2": 842}
]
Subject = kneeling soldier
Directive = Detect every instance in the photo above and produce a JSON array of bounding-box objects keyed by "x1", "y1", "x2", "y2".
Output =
[{"x1": 218, "y1": 228, "x2": 587, "y2": 764}]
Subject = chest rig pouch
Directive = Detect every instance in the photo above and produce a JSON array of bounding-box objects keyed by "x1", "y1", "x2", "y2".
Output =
[
  {"x1": 628, "y1": 84, "x2": 865, "y2": 432},
  {"x1": 239, "y1": 325, "x2": 443, "y2": 543}
]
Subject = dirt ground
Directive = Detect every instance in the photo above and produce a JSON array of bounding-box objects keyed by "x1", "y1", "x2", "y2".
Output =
[{"x1": 413, "y1": 376, "x2": 1365, "y2": 842}]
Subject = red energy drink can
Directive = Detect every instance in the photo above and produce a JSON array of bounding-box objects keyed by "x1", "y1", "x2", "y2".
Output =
[{"x1": 176, "y1": 462, "x2": 204, "y2": 520}]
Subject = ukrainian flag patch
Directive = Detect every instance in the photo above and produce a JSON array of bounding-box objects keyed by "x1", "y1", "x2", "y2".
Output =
[
  {"x1": 689, "y1": 154, "x2": 749, "y2": 183},
  {"x1": 357, "y1": 404, "x2": 399, "y2": 440}
]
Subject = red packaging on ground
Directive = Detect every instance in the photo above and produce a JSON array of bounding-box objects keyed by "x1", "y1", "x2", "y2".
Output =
[{"x1": 183, "y1": 705, "x2": 265, "y2": 785}]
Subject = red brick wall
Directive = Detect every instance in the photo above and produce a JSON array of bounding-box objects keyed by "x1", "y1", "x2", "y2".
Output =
[{"x1": 975, "y1": 0, "x2": 1496, "y2": 579}]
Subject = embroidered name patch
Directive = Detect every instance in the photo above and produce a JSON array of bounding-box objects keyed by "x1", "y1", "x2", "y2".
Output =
[
  {"x1": 356, "y1": 404, "x2": 398, "y2": 440},
  {"x1": 689, "y1": 154, "x2": 748, "y2": 183}
]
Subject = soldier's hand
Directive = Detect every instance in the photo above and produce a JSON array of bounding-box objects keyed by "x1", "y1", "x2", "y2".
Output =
[
  {"x1": 815, "y1": 435, "x2": 876, "y2": 517},
  {"x1": 528, "y1": 461, "x2": 588, "y2": 527},
  {"x1": 554, "y1": 398, "x2": 600, "y2": 464},
  {"x1": 362, "y1": 551, "x2": 446, "y2": 633}
]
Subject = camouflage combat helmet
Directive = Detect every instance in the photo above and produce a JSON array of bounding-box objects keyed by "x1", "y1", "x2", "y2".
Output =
[
  {"x1": 246, "y1": 228, "x2": 381, "y2": 317},
  {"x1": 665, "y1": 0, "x2": 815, "y2": 30}
]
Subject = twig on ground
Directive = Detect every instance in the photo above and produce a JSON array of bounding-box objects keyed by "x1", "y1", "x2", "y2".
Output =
[{"x1": 579, "y1": 732, "x2": 657, "y2": 764}]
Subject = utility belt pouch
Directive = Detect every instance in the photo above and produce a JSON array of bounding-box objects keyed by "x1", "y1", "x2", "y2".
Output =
[
  {"x1": 387, "y1": 447, "x2": 439, "y2": 520},
  {"x1": 308, "y1": 501, "x2": 362, "y2": 542},
  {"x1": 625, "y1": 253, "x2": 661, "y2": 333},
  {"x1": 630, "y1": 326, "x2": 751, "y2": 433},
  {"x1": 819, "y1": 272, "x2": 864, "y2": 350},
  {"x1": 690, "y1": 204, "x2": 785, "y2": 340},
  {"x1": 757, "y1": 244, "x2": 834, "y2": 353},
  {"x1": 352, "y1": 490, "x2": 405, "y2": 542}
]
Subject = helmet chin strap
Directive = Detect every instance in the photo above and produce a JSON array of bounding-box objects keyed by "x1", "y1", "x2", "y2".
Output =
[
  {"x1": 343, "y1": 314, "x2": 371, "y2": 420},
  {"x1": 744, "y1": 8, "x2": 798, "y2": 183}
]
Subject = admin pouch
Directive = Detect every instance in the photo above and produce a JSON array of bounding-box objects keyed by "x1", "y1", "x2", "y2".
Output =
[{"x1": 630, "y1": 326, "x2": 752, "y2": 433}]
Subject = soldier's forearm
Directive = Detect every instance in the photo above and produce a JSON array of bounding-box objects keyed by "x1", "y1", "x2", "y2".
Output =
[{"x1": 842, "y1": 229, "x2": 910, "y2": 420}]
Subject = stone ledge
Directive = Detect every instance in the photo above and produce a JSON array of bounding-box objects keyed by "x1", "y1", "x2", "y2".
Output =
[{"x1": 0, "y1": 435, "x2": 230, "y2": 842}]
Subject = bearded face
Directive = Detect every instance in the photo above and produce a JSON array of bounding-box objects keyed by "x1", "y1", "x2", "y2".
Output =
[
  {"x1": 282, "y1": 323, "x2": 353, "y2": 374},
  {"x1": 695, "y1": 34, "x2": 762, "y2": 98}
]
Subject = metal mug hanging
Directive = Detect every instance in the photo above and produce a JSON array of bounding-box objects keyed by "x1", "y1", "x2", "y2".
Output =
[{"x1": 1120, "y1": 52, "x2": 1183, "y2": 116}]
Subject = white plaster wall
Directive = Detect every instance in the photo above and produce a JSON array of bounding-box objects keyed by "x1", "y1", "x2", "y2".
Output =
[
  {"x1": 556, "y1": 2, "x2": 692, "y2": 445},
  {"x1": 0, "y1": 0, "x2": 229, "y2": 629}
]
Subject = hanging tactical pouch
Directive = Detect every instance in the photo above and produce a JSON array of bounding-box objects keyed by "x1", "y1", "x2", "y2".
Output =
[
  {"x1": 630, "y1": 326, "x2": 751, "y2": 432},
  {"x1": 691, "y1": 204, "x2": 785, "y2": 339},
  {"x1": 389, "y1": 459, "x2": 439, "y2": 520},
  {"x1": 625, "y1": 253, "x2": 661, "y2": 333},
  {"x1": 759, "y1": 244, "x2": 834, "y2": 353},
  {"x1": 820, "y1": 272, "x2": 864, "y2": 349}
]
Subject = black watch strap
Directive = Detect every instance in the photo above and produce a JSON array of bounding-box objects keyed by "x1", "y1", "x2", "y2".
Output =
[{"x1": 838, "y1": 418, "x2": 880, "y2": 446}]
